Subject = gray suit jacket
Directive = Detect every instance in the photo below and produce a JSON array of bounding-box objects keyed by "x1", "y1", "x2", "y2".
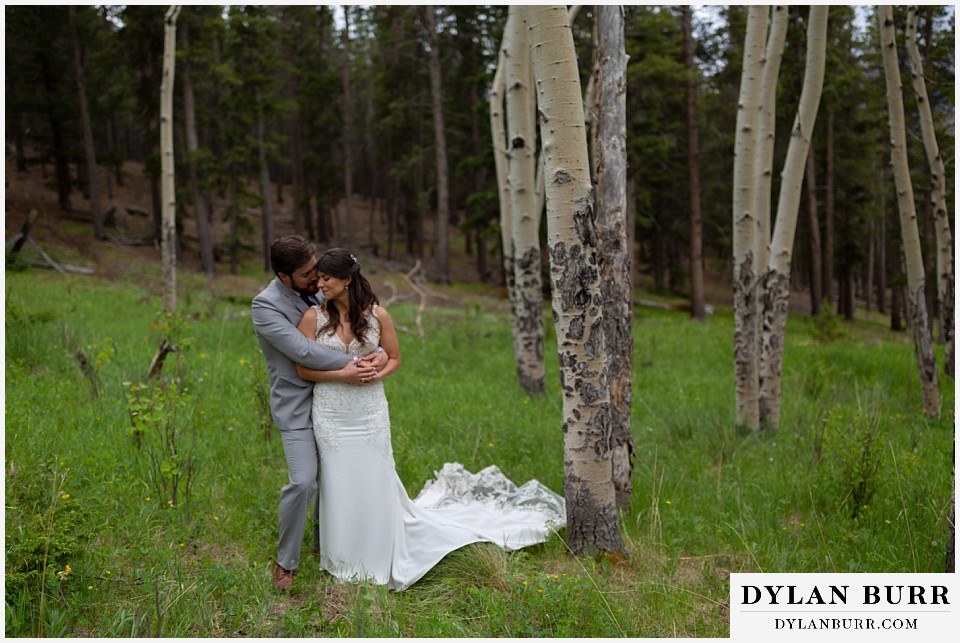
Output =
[{"x1": 252, "y1": 278, "x2": 351, "y2": 431}]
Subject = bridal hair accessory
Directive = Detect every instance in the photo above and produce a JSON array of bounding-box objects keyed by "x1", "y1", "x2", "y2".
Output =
[{"x1": 350, "y1": 254, "x2": 357, "y2": 263}]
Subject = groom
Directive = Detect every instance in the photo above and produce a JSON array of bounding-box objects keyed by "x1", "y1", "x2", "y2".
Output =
[{"x1": 252, "y1": 235, "x2": 386, "y2": 590}]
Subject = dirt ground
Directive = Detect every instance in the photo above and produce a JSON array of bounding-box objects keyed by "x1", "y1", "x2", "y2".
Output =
[{"x1": 5, "y1": 149, "x2": 743, "y2": 312}]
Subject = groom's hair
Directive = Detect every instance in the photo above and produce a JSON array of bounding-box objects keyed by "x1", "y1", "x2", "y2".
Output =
[{"x1": 270, "y1": 235, "x2": 315, "y2": 276}]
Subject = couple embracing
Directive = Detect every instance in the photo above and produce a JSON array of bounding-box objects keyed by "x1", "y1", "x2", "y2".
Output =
[{"x1": 252, "y1": 235, "x2": 565, "y2": 592}]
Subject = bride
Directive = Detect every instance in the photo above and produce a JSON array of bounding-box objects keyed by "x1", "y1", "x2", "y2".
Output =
[{"x1": 295, "y1": 248, "x2": 566, "y2": 591}]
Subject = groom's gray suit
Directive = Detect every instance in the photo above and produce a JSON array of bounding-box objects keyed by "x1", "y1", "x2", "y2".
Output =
[{"x1": 252, "y1": 277, "x2": 351, "y2": 572}]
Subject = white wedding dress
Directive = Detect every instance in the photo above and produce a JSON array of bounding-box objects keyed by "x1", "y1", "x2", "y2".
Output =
[{"x1": 310, "y1": 304, "x2": 566, "y2": 591}]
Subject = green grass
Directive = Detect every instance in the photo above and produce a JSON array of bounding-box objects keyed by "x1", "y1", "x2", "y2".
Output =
[{"x1": 4, "y1": 268, "x2": 954, "y2": 637}]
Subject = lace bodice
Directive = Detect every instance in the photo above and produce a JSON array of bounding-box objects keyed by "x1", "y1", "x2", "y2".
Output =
[{"x1": 313, "y1": 304, "x2": 381, "y2": 357}]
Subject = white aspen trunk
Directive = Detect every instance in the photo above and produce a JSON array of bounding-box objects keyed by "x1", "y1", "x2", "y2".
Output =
[
  {"x1": 69, "y1": 6, "x2": 104, "y2": 241},
  {"x1": 732, "y1": 6, "x2": 768, "y2": 430},
  {"x1": 425, "y1": 6, "x2": 450, "y2": 283},
  {"x1": 879, "y1": 6, "x2": 941, "y2": 416},
  {"x1": 506, "y1": 6, "x2": 546, "y2": 395},
  {"x1": 906, "y1": 5, "x2": 954, "y2": 378},
  {"x1": 759, "y1": 6, "x2": 829, "y2": 431},
  {"x1": 491, "y1": 17, "x2": 525, "y2": 389},
  {"x1": 595, "y1": 4, "x2": 632, "y2": 509},
  {"x1": 524, "y1": 4, "x2": 623, "y2": 556},
  {"x1": 753, "y1": 6, "x2": 788, "y2": 277},
  {"x1": 161, "y1": 5, "x2": 180, "y2": 313}
]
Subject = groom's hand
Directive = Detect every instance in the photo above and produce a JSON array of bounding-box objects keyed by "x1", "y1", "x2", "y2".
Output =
[
  {"x1": 359, "y1": 348, "x2": 389, "y2": 372},
  {"x1": 341, "y1": 359, "x2": 378, "y2": 385}
]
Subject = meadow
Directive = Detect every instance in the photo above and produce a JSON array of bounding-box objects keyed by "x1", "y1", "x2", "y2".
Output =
[{"x1": 4, "y1": 265, "x2": 954, "y2": 637}]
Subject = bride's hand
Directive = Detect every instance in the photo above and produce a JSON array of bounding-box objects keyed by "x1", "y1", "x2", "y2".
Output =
[{"x1": 359, "y1": 348, "x2": 389, "y2": 372}]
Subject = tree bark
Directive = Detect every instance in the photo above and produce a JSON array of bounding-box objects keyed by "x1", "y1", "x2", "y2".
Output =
[
  {"x1": 595, "y1": 5, "x2": 633, "y2": 509},
  {"x1": 525, "y1": 4, "x2": 623, "y2": 556},
  {"x1": 905, "y1": 5, "x2": 954, "y2": 378},
  {"x1": 39, "y1": 19, "x2": 73, "y2": 213},
  {"x1": 341, "y1": 8, "x2": 356, "y2": 247},
  {"x1": 424, "y1": 6, "x2": 451, "y2": 284},
  {"x1": 732, "y1": 6, "x2": 768, "y2": 430},
  {"x1": 69, "y1": 6, "x2": 105, "y2": 240},
  {"x1": 805, "y1": 146, "x2": 823, "y2": 315},
  {"x1": 161, "y1": 5, "x2": 181, "y2": 312},
  {"x1": 491, "y1": 16, "x2": 525, "y2": 389},
  {"x1": 506, "y1": 6, "x2": 546, "y2": 396},
  {"x1": 256, "y1": 84, "x2": 274, "y2": 272},
  {"x1": 593, "y1": 5, "x2": 635, "y2": 507},
  {"x1": 753, "y1": 6, "x2": 789, "y2": 281},
  {"x1": 878, "y1": 171, "x2": 888, "y2": 315},
  {"x1": 683, "y1": 6, "x2": 705, "y2": 322},
  {"x1": 878, "y1": 6, "x2": 940, "y2": 416},
  {"x1": 180, "y1": 18, "x2": 217, "y2": 279},
  {"x1": 823, "y1": 107, "x2": 836, "y2": 309},
  {"x1": 759, "y1": 5, "x2": 828, "y2": 432}
]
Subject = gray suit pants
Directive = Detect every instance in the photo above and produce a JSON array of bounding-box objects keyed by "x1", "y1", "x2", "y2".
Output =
[{"x1": 277, "y1": 426, "x2": 320, "y2": 571}]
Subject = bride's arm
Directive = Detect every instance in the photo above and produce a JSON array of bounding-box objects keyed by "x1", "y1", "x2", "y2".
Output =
[
  {"x1": 366, "y1": 306, "x2": 401, "y2": 382},
  {"x1": 295, "y1": 307, "x2": 376, "y2": 385}
]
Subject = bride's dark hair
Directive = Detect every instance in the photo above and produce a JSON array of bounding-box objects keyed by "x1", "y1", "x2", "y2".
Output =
[{"x1": 316, "y1": 248, "x2": 379, "y2": 346}]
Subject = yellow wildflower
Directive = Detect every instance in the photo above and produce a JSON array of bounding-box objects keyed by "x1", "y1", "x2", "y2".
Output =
[
  {"x1": 61, "y1": 493, "x2": 70, "y2": 500},
  {"x1": 57, "y1": 564, "x2": 72, "y2": 581}
]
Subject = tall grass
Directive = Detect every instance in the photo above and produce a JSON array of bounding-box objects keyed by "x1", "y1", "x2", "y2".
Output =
[{"x1": 4, "y1": 269, "x2": 953, "y2": 637}]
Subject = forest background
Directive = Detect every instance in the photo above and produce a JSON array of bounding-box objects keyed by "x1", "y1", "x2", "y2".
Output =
[{"x1": 3, "y1": 4, "x2": 957, "y2": 638}]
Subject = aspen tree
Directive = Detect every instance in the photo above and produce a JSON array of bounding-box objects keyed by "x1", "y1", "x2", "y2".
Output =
[
  {"x1": 161, "y1": 5, "x2": 180, "y2": 313},
  {"x1": 524, "y1": 4, "x2": 623, "y2": 555},
  {"x1": 905, "y1": 5, "x2": 954, "y2": 379},
  {"x1": 491, "y1": 16, "x2": 525, "y2": 391},
  {"x1": 760, "y1": 6, "x2": 829, "y2": 431},
  {"x1": 753, "y1": 6, "x2": 788, "y2": 279},
  {"x1": 595, "y1": 4, "x2": 633, "y2": 508},
  {"x1": 878, "y1": 5, "x2": 940, "y2": 416},
  {"x1": 506, "y1": 6, "x2": 546, "y2": 395},
  {"x1": 732, "y1": 6, "x2": 768, "y2": 430}
]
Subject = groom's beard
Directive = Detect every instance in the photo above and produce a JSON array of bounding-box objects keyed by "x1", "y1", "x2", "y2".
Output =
[{"x1": 293, "y1": 281, "x2": 321, "y2": 297}]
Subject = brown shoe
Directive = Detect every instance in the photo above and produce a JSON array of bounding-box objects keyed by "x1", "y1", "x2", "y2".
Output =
[{"x1": 273, "y1": 564, "x2": 294, "y2": 591}]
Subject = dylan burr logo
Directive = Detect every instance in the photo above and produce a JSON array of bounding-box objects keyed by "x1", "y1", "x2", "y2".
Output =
[{"x1": 730, "y1": 573, "x2": 957, "y2": 640}]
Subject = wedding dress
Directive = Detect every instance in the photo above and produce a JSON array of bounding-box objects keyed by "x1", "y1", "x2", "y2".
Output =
[{"x1": 310, "y1": 304, "x2": 566, "y2": 591}]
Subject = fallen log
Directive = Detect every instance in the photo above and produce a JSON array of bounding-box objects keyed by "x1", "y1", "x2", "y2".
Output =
[
  {"x1": 7, "y1": 209, "x2": 39, "y2": 254},
  {"x1": 146, "y1": 339, "x2": 178, "y2": 381}
]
